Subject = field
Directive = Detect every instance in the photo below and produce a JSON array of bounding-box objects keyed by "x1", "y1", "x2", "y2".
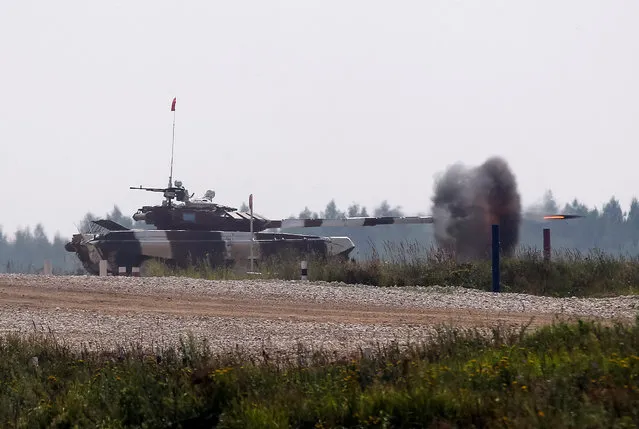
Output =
[
  {"x1": 1, "y1": 250, "x2": 639, "y2": 427},
  {"x1": 1, "y1": 317, "x2": 638, "y2": 427}
]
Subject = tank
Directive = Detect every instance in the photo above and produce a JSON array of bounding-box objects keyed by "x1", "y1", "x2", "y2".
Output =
[{"x1": 64, "y1": 181, "x2": 435, "y2": 276}]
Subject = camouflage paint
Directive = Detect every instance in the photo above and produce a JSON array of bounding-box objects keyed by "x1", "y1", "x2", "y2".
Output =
[{"x1": 66, "y1": 227, "x2": 354, "y2": 275}]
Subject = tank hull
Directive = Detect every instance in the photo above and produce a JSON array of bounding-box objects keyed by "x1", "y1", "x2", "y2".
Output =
[{"x1": 65, "y1": 229, "x2": 355, "y2": 275}]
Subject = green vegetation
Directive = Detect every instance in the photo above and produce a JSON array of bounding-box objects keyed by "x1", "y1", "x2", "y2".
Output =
[
  {"x1": 1, "y1": 319, "x2": 638, "y2": 427},
  {"x1": 145, "y1": 245, "x2": 639, "y2": 298}
]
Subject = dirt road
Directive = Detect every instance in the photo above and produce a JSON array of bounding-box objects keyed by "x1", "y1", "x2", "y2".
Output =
[{"x1": 0, "y1": 274, "x2": 636, "y2": 355}]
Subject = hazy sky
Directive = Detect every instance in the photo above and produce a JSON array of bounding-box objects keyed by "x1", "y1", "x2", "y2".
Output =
[{"x1": 1, "y1": 1, "x2": 638, "y2": 240}]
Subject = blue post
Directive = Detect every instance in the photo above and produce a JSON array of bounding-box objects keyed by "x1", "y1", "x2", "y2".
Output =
[{"x1": 492, "y1": 224, "x2": 500, "y2": 293}]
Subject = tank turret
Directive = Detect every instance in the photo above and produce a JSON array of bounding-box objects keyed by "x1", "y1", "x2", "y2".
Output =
[{"x1": 130, "y1": 181, "x2": 273, "y2": 232}]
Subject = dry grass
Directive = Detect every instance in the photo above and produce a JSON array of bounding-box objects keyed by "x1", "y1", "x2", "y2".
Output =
[{"x1": 145, "y1": 243, "x2": 639, "y2": 297}]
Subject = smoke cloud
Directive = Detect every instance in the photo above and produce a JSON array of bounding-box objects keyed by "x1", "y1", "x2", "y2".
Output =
[{"x1": 431, "y1": 156, "x2": 522, "y2": 260}]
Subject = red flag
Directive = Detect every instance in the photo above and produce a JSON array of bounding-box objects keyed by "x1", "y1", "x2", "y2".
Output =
[
  {"x1": 171, "y1": 97, "x2": 176, "y2": 111},
  {"x1": 249, "y1": 194, "x2": 253, "y2": 212}
]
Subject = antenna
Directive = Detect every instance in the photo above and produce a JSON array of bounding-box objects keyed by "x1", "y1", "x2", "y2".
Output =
[
  {"x1": 168, "y1": 97, "x2": 177, "y2": 187},
  {"x1": 249, "y1": 193, "x2": 254, "y2": 273}
]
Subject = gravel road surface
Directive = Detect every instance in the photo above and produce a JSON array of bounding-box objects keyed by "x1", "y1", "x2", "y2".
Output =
[{"x1": 0, "y1": 274, "x2": 637, "y2": 356}]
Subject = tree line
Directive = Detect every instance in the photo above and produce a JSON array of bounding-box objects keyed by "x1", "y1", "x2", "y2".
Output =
[
  {"x1": 0, "y1": 206, "x2": 149, "y2": 274},
  {"x1": 237, "y1": 199, "x2": 404, "y2": 219},
  {"x1": 1, "y1": 191, "x2": 639, "y2": 273},
  {"x1": 521, "y1": 190, "x2": 639, "y2": 254}
]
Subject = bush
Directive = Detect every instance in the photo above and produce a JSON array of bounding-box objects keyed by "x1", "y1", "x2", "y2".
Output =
[{"x1": 1, "y1": 318, "x2": 639, "y2": 427}]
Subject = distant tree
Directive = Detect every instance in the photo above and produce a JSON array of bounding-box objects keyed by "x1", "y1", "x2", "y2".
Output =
[
  {"x1": 0, "y1": 227, "x2": 7, "y2": 270},
  {"x1": 107, "y1": 205, "x2": 134, "y2": 228},
  {"x1": 298, "y1": 207, "x2": 319, "y2": 219},
  {"x1": 77, "y1": 212, "x2": 98, "y2": 233},
  {"x1": 322, "y1": 199, "x2": 345, "y2": 219},
  {"x1": 627, "y1": 198, "x2": 639, "y2": 246},
  {"x1": 584, "y1": 206, "x2": 603, "y2": 249},
  {"x1": 239, "y1": 202, "x2": 249, "y2": 212},
  {"x1": 541, "y1": 190, "x2": 559, "y2": 214},
  {"x1": 602, "y1": 197, "x2": 624, "y2": 224},
  {"x1": 33, "y1": 224, "x2": 49, "y2": 250},
  {"x1": 562, "y1": 198, "x2": 589, "y2": 216},
  {"x1": 628, "y1": 198, "x2": 639, "y2": 223},
  {"x1": 347, "y1": 203, "x2": 369, "y2": 217},
  {"x1": 12, "y1": 227, "x2": 34, "y2": 272},
  {"x1": 598, "y1": 197, "x2": 625, "y2": 250},
  {"x1": 374, "y1": 200, "x2": 403, "y2": 217}
]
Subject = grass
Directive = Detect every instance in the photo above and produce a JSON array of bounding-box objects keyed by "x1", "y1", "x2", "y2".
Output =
[
  {"x1": 1, "y1": 318, "x2": 638, "y2": 428},
  {"x1": 144, "y1": 243, "x2": 639, "y2": 298}
]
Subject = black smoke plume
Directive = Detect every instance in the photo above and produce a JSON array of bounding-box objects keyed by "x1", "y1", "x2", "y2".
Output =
[{"x1": 431, "y1": 156, "x2": 522, "y2": 260}]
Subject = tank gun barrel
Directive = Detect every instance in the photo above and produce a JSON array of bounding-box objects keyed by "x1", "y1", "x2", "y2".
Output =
[{"x1": 266, "y1": 216, "x2": 435, "y2": 229}]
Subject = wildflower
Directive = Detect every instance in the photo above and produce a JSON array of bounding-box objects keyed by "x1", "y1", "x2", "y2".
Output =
[
  {"x1": 211, "y1": 366, "x2": 233, "y2": 377},
  {"x1": 538, "y1": 411, "x2": 545, "y2": 417}
]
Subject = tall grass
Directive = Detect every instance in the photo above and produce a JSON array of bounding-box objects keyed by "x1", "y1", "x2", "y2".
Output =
[
  {"x1": 1, "y1": 318, "x2": 638, "y2": 427},
  {"x1": 145, "y1": 242, "x2": 639, "y2": 297}
]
